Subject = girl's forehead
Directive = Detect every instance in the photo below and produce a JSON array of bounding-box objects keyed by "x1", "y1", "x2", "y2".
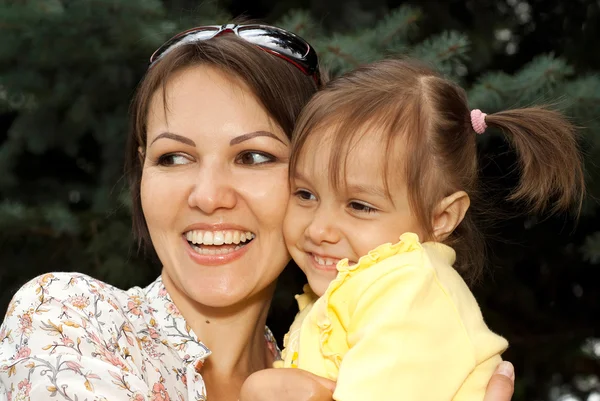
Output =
[
  {"x1": 294, "y1": 124, "x2": 406, "y2": 188},
  {"x1": 299, "y1": 121, "x2": 399, "y2": 158}
]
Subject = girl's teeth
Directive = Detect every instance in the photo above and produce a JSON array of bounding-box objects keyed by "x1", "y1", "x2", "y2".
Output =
[{"x1": 314, "y1": 255, "x2": 339, "y2": 266}]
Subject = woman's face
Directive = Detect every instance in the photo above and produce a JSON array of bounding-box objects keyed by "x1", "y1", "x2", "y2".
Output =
[{"x1": 141, "y1": 65, "x2": 291, "y2": 308}]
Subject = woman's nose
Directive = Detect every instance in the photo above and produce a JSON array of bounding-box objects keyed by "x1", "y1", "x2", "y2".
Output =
[{"x1": 187, "y1": 163, "x2": 237, "y2": 214}]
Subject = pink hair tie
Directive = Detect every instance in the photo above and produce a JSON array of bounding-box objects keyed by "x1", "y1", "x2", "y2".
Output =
[{"x1": 470, "y1": 109, "x2": 488, "y2": 134}]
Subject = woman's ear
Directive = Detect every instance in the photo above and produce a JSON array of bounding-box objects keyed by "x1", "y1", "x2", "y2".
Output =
[
  {"x1": 431, "y1": 191, "x2": 470, "y2": 241},
  {"x1": 138, "y1": 146, "x2": 145, "y2": 165}
]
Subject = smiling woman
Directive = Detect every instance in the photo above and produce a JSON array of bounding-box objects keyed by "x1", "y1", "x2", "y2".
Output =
[{"x1": 141, "y1": 65, "x2": 292, "y2": 309}]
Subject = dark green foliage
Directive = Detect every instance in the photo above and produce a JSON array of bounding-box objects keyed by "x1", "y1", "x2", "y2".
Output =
[{"x1": 1, "y1": 1, "x2": 599, "y2": 400}]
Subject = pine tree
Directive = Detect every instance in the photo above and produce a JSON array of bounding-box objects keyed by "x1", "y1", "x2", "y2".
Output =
[{"x1": 1, "y1": 2, "x2": 599, "y2": 400}]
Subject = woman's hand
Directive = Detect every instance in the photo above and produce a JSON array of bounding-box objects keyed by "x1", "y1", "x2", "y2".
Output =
[
  {"x1": 239, "y1": 361, "x2": 513, "y2": 401},
  {"x1": 240, "y1": 368, "x2": 335, "y2": 401},
  {"x1": 484, "y1": 362, "x2": 515, "y2": 401}
]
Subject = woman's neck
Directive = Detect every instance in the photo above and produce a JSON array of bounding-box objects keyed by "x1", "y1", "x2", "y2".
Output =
[{"x1": 161, "y1": 271, "x2": 276, "y2": 377}]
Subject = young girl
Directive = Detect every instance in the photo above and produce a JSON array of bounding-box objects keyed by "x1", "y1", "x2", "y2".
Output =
[{"x1": 242, "y1": 58, "x2": 584, "y2": 401}]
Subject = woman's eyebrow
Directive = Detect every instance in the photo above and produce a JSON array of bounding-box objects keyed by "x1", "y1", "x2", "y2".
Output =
[
  {"x1": 150, "y1": 132, "x2": 196, "y2": 147},
  {"x1": 230, "y1": 130, "x2": 286, "y2": 146}
]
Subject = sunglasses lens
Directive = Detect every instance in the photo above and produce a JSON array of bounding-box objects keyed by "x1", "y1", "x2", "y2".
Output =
[
  {"x1": 237, "y1": 26, "x2": 309, "y2": 60},
  {"x1": 179, "y1": 28, "x2": 220, "y2": 42},
  {"x1": 152, "y1": 27, "x2": 220, "y2": 62},
  {"x1": 150, "y1": 25, "x2": 319, "y2": 82}
]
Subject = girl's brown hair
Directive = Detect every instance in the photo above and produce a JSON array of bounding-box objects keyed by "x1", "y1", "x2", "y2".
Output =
[
  {"x1": 125, "y1": 34, "x2": 320, "y2": 252},
  {"x1": 290, "y1": 58, "x2": 585, "y2": 283}
]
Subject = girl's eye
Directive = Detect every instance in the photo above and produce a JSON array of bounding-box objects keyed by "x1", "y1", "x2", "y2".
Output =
[
  {"x1": 157, "y1": 153, "x2": 192, "y2": 166},
  {"x1": 294, "y1": 189, "x2": 317, "y2": 201},
  {"x1": 348, "y1": 201, "x2": 377, "y2": 214},
  {"x1": 236, "y1": 151, "x2": 275, "y2": 166}
]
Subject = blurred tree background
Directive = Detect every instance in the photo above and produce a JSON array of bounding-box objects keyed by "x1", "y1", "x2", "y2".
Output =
[{"x1": 1, "y1": 0, "x2": 599, "y2": 400}]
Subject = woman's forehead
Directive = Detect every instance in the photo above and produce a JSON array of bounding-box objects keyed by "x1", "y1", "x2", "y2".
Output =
[{"x1": 145, "y1": 66, "x2": 286, "y2": 144}]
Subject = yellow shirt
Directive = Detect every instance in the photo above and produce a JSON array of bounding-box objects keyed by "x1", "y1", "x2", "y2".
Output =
[{"x1": 277, "y1": 233, "x2": 508, "y2": 401}]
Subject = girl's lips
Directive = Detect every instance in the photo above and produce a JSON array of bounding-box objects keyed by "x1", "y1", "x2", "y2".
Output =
[{"x1": 183, "y1": 236, "x2": 252, "y2": 266}]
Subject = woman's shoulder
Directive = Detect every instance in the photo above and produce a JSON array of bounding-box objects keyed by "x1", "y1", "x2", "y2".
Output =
[
  {"x1": 0, "y1": 272, "x2": 158, "y2": 367},
  {"x1": 14, "y1": 271, "x2": 115, "y2": 294},
  {"x1": 2, "y1": 272, "x2": 147, "y2": 327},
  {"x1": 0, "y1": 275, "x2": 202, "y2": 399},
  {"x1": 10, "y1": 271, "x2": 123, "y2": 300}
]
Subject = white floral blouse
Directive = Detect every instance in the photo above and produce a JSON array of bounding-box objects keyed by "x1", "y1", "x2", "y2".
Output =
[{"x1": 0, "y1": 273, "x2": 280, "y2": 401}]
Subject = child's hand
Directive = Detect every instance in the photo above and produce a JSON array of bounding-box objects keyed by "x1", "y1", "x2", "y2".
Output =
[{"x1": 240, "y1": 368, "x2": 335, "y2": 401}]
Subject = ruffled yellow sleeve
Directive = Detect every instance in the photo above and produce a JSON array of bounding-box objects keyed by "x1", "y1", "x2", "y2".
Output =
[
  {"x1": 273, "y1": 285, "x2": 318, "y2": 369},
  {"x1": 329, "y1": 238, "x2": 507, "y2": 401}
]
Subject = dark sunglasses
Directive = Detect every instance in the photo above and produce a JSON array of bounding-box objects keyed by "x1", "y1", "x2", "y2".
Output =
[{"x1": 149, "y1": 24, "x2": 321, "y2": 85}]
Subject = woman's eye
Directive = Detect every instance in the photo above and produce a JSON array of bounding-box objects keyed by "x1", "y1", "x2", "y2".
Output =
[
  {"x1": 294, "y1": 189, "x2": 316, "y2": 201},
  {"x1": 349, "y1": 201, "x2": 377, "y2": 214},
  {"x1": 157, "y1": 153, "x2": 192, "y2": 166},
  {"x1": 236, "y1": 151, "x2": 275, "y2": 165}
]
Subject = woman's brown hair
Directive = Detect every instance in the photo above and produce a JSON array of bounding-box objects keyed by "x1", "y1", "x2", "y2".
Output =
[
  {"x1": 125, "y1": 34, "x2": 320, "y2": 252},
  {"x1": 290, "y1": 58, "x2": 585, "y2": 284}
]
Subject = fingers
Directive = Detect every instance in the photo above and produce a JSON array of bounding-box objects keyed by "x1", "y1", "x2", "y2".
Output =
[
  {"x1": 483, "y1": 361, "x2": 515, "y2": 401},
  {"x1": 239, "y1": 368, "x2": 335, "y2": 401},
  {"x1": 299, "y1": 370, "x2": 336, "y2": 393}
]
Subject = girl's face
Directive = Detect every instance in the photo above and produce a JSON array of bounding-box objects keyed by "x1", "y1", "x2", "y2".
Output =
[
  {"x1": 141, "y1": 65, "x2": 291, "y2": 308},
  {"x1": 283, "y1": 130, "x2": 425, "y2": 297}
]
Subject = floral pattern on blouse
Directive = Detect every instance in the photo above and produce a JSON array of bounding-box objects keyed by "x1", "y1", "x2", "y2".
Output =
[{"x1": 0, "y1": 273, "x2": 280, "y2": 401}]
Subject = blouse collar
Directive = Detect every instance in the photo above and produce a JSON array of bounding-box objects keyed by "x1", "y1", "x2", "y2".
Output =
[{"x1": 144, "y1": 276, "x2": 212, "y2": 365}]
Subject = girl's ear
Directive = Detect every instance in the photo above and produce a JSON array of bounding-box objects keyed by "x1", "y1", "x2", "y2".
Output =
[{"x1": 431, "y1": 191, "x2": 470, "y2": 242}]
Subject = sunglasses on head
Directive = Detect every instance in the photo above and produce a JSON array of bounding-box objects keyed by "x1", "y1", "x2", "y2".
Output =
[{"x1": 149, "y1": 24, "x2": 321, "y2": 85}]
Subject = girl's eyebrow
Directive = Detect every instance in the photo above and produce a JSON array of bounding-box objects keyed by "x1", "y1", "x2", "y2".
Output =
[
  {"x1": 345, "y1": 183, "x2": 388, "y2": 198},
  {"x1": 292, "y1": 170, "x2": 309, "y2": 181}
]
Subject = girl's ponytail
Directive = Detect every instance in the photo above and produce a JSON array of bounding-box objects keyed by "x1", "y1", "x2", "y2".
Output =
[{"x1": 482, "y1": 106, "x2": 585, "y2": 216}]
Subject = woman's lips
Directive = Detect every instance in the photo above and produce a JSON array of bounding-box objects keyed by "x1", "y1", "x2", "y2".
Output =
[{"x1": 183, "y1": 233, "x2": 254, "y2": 266}]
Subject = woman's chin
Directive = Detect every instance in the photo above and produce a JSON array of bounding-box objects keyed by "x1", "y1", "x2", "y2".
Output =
[
  {"x1": 185, "y1": 280, "x2": 271, "y2": 309},
  {"x1": 173, "y1": 263, "x2": 273, "y2": 310},
  {"x1": 161, "y1": 237, "x2": 286, "y2": 310}
]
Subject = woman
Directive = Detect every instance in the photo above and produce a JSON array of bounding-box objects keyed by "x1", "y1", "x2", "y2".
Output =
[{"x1": 0, "y1": 24, "x2": 514, "y2": 401}]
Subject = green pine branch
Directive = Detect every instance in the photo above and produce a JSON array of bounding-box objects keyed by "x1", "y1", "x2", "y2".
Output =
[
  {"x1": 0, "y1": 201, "x2": 80, "y2": 237},
  {"x1": 410, "y1": 30, "x2": 470, "y2": 80},
  {"x1": 276, "y1": 9, "x2": 324, "y2": 41},
  {"x1": 580, "y1": 231, "x2": 600, "y2": 264},
  {"x1": 369, "y1": 5, "x2": 422, "y2": 52}
]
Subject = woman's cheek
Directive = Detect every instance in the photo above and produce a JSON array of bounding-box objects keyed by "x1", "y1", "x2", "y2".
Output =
[
  {"x1": 239, "y1": 167, "x2": 290, "y2": 223},
  {"x1": 140, "y1": 168, "x2": 189, "y2": 228}
]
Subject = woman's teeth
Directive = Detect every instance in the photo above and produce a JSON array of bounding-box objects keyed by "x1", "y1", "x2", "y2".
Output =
[
  {"x1": 185, "y1": 230, "x2": 255, "y2": 245},
  {"x1": 185, "y1": 230, "x2": 255, "y2": 255},
  {"x1": 191, "y1": 244, "x2": 245, "y2": 255}
]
